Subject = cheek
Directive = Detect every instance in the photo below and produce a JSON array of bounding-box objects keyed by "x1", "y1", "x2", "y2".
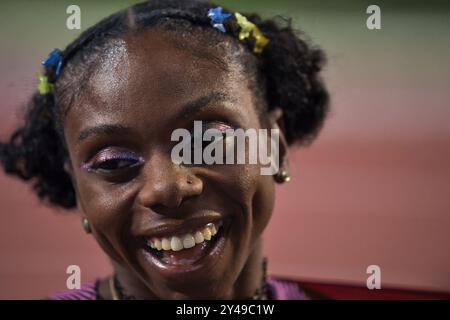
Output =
[
  {"x1": 212, "y1": 163, "x2": 275, "y2": 236},
  {"x1": 251, "y1": 175, "x2": 275, "y2": 237},
  {"x1": 74, "y1": 175, "x2": 141, "y2": 264},
  {"x1": 74, "y1": 172, "x2": 136, "y2": 236}
]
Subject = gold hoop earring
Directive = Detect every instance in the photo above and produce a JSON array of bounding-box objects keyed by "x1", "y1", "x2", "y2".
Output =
[
  {"x1": 82, "y1": 217, "x2": 91, "y2": 234},
  {"x1": 277, "y1": 170, "x2": 291, "y2": 183}
]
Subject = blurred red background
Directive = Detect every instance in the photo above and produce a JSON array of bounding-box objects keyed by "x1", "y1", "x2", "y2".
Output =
[{"x1": 1, "y1": 0, "x2": 449, "y2": 298}]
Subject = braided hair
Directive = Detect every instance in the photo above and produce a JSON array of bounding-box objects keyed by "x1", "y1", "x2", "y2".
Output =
[{"x1": 0, "y1": 0, "x2": 329, "y2": 209}]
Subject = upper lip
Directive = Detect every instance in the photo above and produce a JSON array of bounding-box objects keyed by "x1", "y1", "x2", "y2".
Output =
[{"x1": 137, "y1": 212, "x2": 225, "y2": 239}]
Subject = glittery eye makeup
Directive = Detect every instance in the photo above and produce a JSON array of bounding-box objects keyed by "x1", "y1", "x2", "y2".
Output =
[
  {"x1": 196, "y1": 121, "x2": 236, "y2": 137},
  {"x1": 202, "y1": 121, "x2": 234, "y2": 132},
  {"x1": 82, "y1": 148, "x2": 145, "y2": 172},
  {"x1": 188, "y1": 121, "x2": 235, "y2": 158}
]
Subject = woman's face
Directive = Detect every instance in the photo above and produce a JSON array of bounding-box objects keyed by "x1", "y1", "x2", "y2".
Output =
[{"x1": 62, "y1": 29, "x2": 281, "y2": 298}]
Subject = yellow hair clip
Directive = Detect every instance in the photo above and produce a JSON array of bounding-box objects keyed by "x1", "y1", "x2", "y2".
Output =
[
  {"x1": 234, "y1": 12, "x2": 269, "y2": 54},
  {"x1": 252, "y1": 27, "x2": 269, "y2": 54},
  {"x1": 37, "y1": 74, "x2": 54, "y2": 95},
  {"x1": 235, "y1": 12, "x2": 253, "y2": 41}
]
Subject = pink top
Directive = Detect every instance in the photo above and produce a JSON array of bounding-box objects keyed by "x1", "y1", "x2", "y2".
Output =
[{"x1": 48, "y1": 276, "x2": 308, "y2": 300}]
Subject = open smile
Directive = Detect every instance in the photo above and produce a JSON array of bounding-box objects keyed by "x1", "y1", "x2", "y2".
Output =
[{"x1": 137, "y1": 216, "x2": 231, "y2": 276}]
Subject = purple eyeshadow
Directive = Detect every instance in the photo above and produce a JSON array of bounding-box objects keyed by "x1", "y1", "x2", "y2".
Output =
[
  {"x1": 203, "y1": 121, "x2": 233, "y2": 132},
  {"x1": 82, "y1": 149, "x2": 144, "y2": 171}
]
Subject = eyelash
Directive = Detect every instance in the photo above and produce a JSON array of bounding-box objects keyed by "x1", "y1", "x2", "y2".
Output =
[
  {"x1": 81, "y1": 121, "x2": 235, "y2": 172},
  {"x1": 202, "y1": 121, "x2": 234, "y2": 132},
  {"x1": 191, "y1": 121, "x2": 234, "y2": 148},
  {"x1": 199, "y1": 121, "x2": 235, "y2": 138},
  {"x1": 82, "y1": 149, "x2": 144, "y2": 172}
]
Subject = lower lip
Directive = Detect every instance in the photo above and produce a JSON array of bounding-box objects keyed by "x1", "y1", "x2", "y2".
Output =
[{"x1": 139, "y1": 222, "x2": 229, "y2": 277}]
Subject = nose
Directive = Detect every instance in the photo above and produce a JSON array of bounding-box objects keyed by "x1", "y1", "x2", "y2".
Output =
[{"x1": 137, "y1": 153, "x2": 203, "y2": 211}]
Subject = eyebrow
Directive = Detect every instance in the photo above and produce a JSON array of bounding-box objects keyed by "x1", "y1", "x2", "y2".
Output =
[
  {"x1": 177, "y1": 92, "x2": 236, "y2": 121},
  {"x1": 77, "y1": 124, "x2": 131, "y2": 144},
  {"x1": 76, "y1": 92, "x2": 236, "y2": 143}
]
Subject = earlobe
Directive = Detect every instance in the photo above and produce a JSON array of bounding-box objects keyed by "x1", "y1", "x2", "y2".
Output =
[
  {"x1": 267, "y1": 107, "x2": 283, "y2": 128},
  {"x1": 275, "y1": 169, "x2": 291, "y2": 183},
  {"x1": 82, "y1": 216, "x2": 92, "y2": 234},
  {"x1": 267, "y1": 107, "x2": 290, "y2": 183}
]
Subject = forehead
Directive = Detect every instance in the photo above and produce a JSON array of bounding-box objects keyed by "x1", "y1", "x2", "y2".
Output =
[{"x1": 64, "y1": 29, "x2": 255, "y2": 143}]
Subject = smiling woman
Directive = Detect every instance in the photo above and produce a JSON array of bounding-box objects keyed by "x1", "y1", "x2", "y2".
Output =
[{"x1": 0, "y1": 0, "x2": 328, "y2": 300}]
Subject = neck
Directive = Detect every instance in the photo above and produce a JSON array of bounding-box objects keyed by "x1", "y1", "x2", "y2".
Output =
[{"x1": 106, "y1": 238, "x2": 265, "y2": 299}]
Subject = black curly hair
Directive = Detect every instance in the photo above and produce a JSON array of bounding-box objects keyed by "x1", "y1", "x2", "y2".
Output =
[{"x1": 0, "y1": 0, "x2": 329, "y2": 209}]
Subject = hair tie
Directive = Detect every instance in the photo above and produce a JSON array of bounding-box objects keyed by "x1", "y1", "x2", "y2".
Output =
[{"x1": 42, "y1": 48, "x2": 63, "y2": 76}]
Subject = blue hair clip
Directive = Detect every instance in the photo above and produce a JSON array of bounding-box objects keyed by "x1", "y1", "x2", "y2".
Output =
[
  {"x1": 42, "y1": 48, "x2": 63, "y2": 76},
  {"x1": 207, "y1": 7, "x2": 232, "y2": 33}
]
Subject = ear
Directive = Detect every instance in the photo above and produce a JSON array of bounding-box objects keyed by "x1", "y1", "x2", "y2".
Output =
[{"x1": 266, "y1": 107, "x2": 289, "y2": 181}]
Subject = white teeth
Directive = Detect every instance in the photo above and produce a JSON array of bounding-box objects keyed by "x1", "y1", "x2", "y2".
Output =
[
  {"x1": 203, "y1": 227, "x2": 212, "y2": 240},
  {"x1": 154, "y1": 239, "x2": 162, "y2": 251},
  {"x1": 210, "y1": 224, "x2": 217, "y2": 236},
  {"x1": 147, "y1": 221, "x2": 223, "y2": 252},
  {"x1": 194, "y1": 231, "x2": 204, "y2": 244},
  {"x1": 161, "y1": 238, "x2": 171, "y2": 251},
  {"x1": 170, "y1": 236, "x2": 183, "y2": 251},
  {"x1": 182, "y1": 234, "x2": 196, "y2": 249}
]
